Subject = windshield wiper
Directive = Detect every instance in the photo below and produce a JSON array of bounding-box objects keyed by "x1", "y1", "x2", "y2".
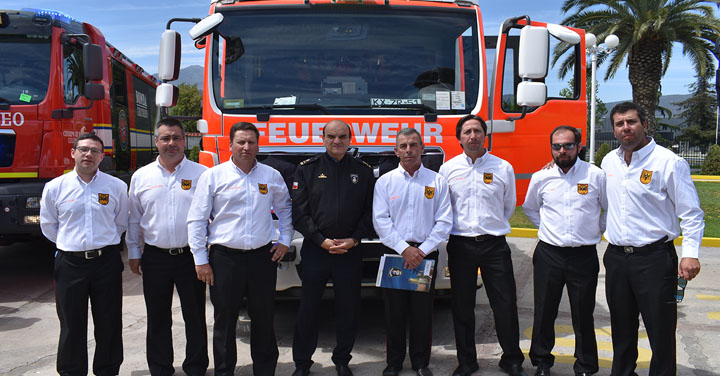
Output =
[
  {"x1": 239, "y1": 104, "x2": 330, "y2": 114},
  {"x1": 334, "y1": 104, "x2": 438, "y2": 122}
]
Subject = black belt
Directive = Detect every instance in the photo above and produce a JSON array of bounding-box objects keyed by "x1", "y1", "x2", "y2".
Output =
[
  {"x1": 539, "y1": 240, "x2": 596, "y2": 250},
  {"x1": 60, "y1": 244, "x2": 118, "y2": 259},
  {"x1": 451, "y1": 234, "x2": 500, "y2": 242},
  {"x1": 211, "y1": 243, "x2": 272, "y2": 254},
  {"x1": 609, "y1": 236, "x2": 671, "y2": 254},
  {"x1": 146, "y1": 244, "x2": 189, "y2": 256}
]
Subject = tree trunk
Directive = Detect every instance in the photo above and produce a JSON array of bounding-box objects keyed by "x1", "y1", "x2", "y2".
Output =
[{"x1": 628, "y1": 39, "x2": 664, "y2": 137}]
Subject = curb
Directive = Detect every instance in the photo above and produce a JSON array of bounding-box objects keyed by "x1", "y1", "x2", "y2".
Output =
[
  {"x1": 692, "y1": 175, "x2": 720, "y2": 181},
  {"x1": 509, "y1": 228, "x2": 720, "y2": 248}
]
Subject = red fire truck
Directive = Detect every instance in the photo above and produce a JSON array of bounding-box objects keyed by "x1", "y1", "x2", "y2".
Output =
[
  {"x1": 0, "y1": 8, "x2": 159, "y2": 244},
  {"x1": 156, "y1": 0, "x2": 587, "y2": 292}
]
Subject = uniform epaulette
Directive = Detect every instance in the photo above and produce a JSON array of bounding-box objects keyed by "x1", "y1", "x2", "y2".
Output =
[
  {"x1": 299, "y1": 154, "x2": 322, "y2": 166},
  {"x1": 354, "y1": 157, "x2": 372, "y2": 169}
]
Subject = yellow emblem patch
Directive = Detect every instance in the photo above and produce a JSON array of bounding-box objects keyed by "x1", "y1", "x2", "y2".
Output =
[
  {"x1": 424, "y1": 186, "x2": 435, "y2": 199},
  {"x1": 483, "y1": 172, "x2": 493, "y2": 184},
  {"x1": 640, "y1": 169, "x2": 653, "y2": 184},
  {"x1": 98, "y1": 193, "x2": 109, "y2": 205},
  {"x1": 258, "y1": 183, "x2": 268, "y2": 195},
  {"x1": 181, "y1": 179, "x2": 192, "y2": 190},
  {"x1": 577, "y1": 183, "x2": 588, "y2": 195}
]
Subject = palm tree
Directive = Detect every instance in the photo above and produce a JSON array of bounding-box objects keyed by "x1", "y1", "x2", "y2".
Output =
[{"x1": 553, "y1": 0, "x2": 720, "y2": 136}]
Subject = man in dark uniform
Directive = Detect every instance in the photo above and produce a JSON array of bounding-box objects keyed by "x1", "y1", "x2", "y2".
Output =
[{"x1": 291, "y1": 119, "x2": 375, "y2": 376}]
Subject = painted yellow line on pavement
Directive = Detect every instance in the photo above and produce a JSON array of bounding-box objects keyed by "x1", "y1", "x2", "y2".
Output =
[
  {"x1": 510, "y1": 228, "x2": 720, "y2": 247},
  {"x1": 697, "y1": 294, "x2": 720, "y2": 301},
  {"x1": 692, "y1": 175, "x2": 720, "y2": 181},
  {"x1": 708, "y1": 312, "x2": 720, "y2": 320}
]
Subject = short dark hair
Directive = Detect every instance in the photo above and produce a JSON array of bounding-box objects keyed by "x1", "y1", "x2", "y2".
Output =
[
  {"x1": 550, "y1": 125, "x2": 581, "y2": 144},
  {"x1": 397, "y1": 127, "x2": 424, "y2": 146},
  {"x1": 73, "y1": 133, "x2": 104, "y2": 150},
  {"x1": 229, "y1": 122, "x2": 259, "y2": 143},
  {"x1": 455, "y1": 115, "x2": 487, "y2": 140},
  {"x1": 156, "y1": 117, "x2": 185, "y2": 137},
  {"x1": 610, "y1": 101, "x2": 646, "y2": 125},
  {"x1": 322, "y1": 119, "x2": 353, "y2": 138}
]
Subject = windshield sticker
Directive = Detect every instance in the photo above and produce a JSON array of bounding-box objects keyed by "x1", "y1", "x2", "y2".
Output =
[
  {"x1": 421, "y1": 93, "x2": 436, "y2": 101},
  {"x1": 435, "y1": 91, "x2": 451, "y2": 110},
  {"x1": 371, "y1": 98, "x2": 421, "y2": 106},
  {"x1": 274, "y1": 96, "x2": 297, "y2": 105},
  {"x1": 224, "y1": 99, "x2": 245, "y2": 108},
  {"x1": 451, "y1": 91, "x2": 466, "y2": 110},
  {"x1": 19, "y1": 93, "x2": 32, "y2": 103}
]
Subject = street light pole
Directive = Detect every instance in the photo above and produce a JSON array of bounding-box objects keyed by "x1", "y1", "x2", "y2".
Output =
[{"x1": 586, "y1": 33, "x2": 618, "y2": 164}]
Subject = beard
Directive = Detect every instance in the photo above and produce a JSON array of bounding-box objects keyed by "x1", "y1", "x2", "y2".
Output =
[{"x1": 554, "y1": 154, "x2": 577, "y2": 170}]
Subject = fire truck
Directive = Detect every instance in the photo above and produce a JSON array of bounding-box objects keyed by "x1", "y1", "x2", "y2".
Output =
[
  {"x1": 0, "y1": 8, "x2": 159, "y2": 245},
  {"x1": 156, "y1": 0, "x2": 587, "y2": 292}
]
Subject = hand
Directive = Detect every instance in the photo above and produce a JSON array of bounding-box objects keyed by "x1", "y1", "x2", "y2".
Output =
[
  {"x1": 679, "y1": 257, "x2": 701, "y2": 281},
  {"x1": 321, "y1": 238, "x2": 337, "y2": 252},
  {"x1": 270, "y1": 243, "x2": 289, "y2": 262},
  {"x1": 195, "y1": 264, "x2": 214, "y2": 286},
  {"x1": 329, "y1": 238, "x2": 356, "y2": 254},
  {"x1": 128, "y1": 258, "x2": 142, "y2": 275},
  {"x1": 401, "y1": 246, "x2": 425, "y2": 269},
  {"x1": 542, "y1": 160, "x2": 555, "y2": 170}
]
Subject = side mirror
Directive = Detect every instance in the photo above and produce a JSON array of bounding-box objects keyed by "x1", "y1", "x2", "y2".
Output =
[
  {"x1": 83, "y1": 43, "x2": 103, "y2": 81},
  {"x1": 189, "y1": 13, "x2": 224, "y2": 41},
  {"x1": 84, "y1": 82, "x2": 105, "y2": 101},
  {"x1": 158, "y1": 30, "x2": 181, "y2": 81},
  {"x1": 518, "y1": 25, "x2": 549, "y2": 79},
  {"x1": 196, "y1": 119, "x2": 208, "y2": 134},
  {"x1": 516, "y1": 82, "x2": 547, "y2": 107},
  {"x1": 156, "y1": 83, "x2": 179, "y2": 107}
]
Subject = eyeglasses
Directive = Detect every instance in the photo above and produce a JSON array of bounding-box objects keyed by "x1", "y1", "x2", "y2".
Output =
[
  {"x1": 74, "y1": 146, "x2": 103, "y2": 156},
  {"x1": 551, "y1": 142, "x2": 577, "y2": 151},
  {"x1": 675, "y1": 276, "x2": 688, "y2": 303}
]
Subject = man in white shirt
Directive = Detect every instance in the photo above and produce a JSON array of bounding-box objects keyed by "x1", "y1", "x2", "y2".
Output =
[
  {"x1": 187, "y1": 122, "x2": 293, "y2": 376},
  {"x1": 522, "y1": 126, "x2": 607, "y2": 376},
  {"x1": 601, "y1": 102, "x2": 704, "y2": 375},
  {"x1": 40, "y1": 133, "x2": 128, "y2": 376},
  {"x1": 126, "y1": 118, "x2": 209, "y2": 376},
  {"x1": 373, "y1": 128, "x2": 453, "y2": 376},
  {"x1": 439, "y1": 115, "x2": 526, "y2": 376}
]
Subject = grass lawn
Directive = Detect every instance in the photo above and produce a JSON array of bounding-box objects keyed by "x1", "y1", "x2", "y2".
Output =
[{"x1": 511, "y1": 181, "x2": 720, "y2": 238}]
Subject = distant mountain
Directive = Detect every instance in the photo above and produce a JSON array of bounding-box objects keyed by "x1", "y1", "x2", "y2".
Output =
[
  {"x1": 600, "y1": 94, "x2": 692, "y2": 132},
  {"x1": 153, "y1": 65, "x2": 204, "y2": 88}
]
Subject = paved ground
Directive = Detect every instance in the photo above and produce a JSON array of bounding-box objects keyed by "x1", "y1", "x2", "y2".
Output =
[{"x1": 1, "y1": 237, "x2": 719, "y2": 375}]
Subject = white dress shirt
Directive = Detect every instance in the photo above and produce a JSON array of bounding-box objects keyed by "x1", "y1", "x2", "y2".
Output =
[
  {"x1": 187, "y1": 159, "x2": 293, "y2": 265},
  {"x1": 439, "y1": 151, "x2": 516, "y2": 236},
  {"x1": 602, "y1": 138, "x2": 705, "y2": 258},
  {"x1": 523, "y1": 159, "x2": 608, "y2": 247},
  {"x1": 40, "y1": 169, "x2": 128, "y2": 251},
  {"x1": 373, "y1": 164, "x2": 453, "y2": 255},
  {"x1": 126, "y1": 157, "x2": 208, "y2": 259}
]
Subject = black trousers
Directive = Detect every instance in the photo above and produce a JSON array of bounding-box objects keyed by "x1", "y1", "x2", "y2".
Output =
[
  {"x1": 529, "y1": 241, "x2": 599, "y2": 374},
  {"x1": 604, "y1": 241, "x2": 678, "y2": 376},
  {"x1": 447, "y1": 235, "x2": 524, "y2": 369},
  {"x1": 209, "y1": 243, "x2": 278, "y2": 376},
  {"x1": 54, "y1": 244, "x2": 124, "y2": 376},
  {"x1": 382, "y1": 249, "x2": 438, "y2": 370},
  {"x1": 292, "y1": 240, "x2": 362, "y2": 370},
  {"x1": 141, "y1": 245, "x2": 208, "y2": 376}
]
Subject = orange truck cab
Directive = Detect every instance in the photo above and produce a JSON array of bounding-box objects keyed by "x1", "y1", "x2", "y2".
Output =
[
  {"x1": 156, "y1": 0, "x2": 588, "y2": 293},
  {"x1": 0, "y1": 8, "x2": 159, "y2": 245}
]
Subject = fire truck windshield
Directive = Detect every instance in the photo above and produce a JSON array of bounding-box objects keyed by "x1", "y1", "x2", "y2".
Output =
[
  {"x1": 211, "y1": 7, "x2": 480, "y2": 115},
  {"x1": 0, "y1": 35, "x2": 51, "y2": 105}
]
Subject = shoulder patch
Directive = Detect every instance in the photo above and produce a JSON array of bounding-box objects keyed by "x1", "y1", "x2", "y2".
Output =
[{"x1": 299, "y1": 154, "x2": 321, "y2": 166}]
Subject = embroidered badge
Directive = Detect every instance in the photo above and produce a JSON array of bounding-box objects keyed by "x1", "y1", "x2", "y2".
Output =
[
  {"x1": 181, "y1": 179, "x2": 192, "y2": 190},
  {"x1": 350, "y1": 174, "x2": 359, "y2": 184},
  {"x1": 258, "y1": 183, "x2": 268, "y2": 195},
  {"x1": 577, "y1": 183, "x2": 588, "y2": 195},
  {"x1": 98, "y1": 193, "x2": 109, "y2": 205},
  {"x1": 483, "y1": 172, "x2": 493, "y2": 184},
  {"x1": 318, "y1": 173, "x2": 327, "y2": 179},
  {"x1": 424, "y1": 186, "x2": 435, "y2": 199},
  {"x1": 640, "y1": 169, "x2": 653, "y2": 184},
  {"x1": 292, "y1": 181, "x2": 299, "y2": 190}
]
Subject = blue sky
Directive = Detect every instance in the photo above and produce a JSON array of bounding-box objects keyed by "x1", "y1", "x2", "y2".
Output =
[{"x1": 4, "y1": 0, "x2": 705, "y2": 103}]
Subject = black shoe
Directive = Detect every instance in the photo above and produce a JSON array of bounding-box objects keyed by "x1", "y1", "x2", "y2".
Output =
[
  {"x1": 292, "y1": 368, "x2": 310, "y2": 376},
  {"x1": 336, "y1": 364, "x2": 353, "y2": 376},
  {"x1": 416, "y1": 367, "x2": 433, "y2": 376},
  {"x1": 500, "y1": 364, "x2": 527, "y2": 376},
  {"x1": 452, "y1": 363, "x2": 480, "y2": 376},
  {"x1": 382, "y1": 365, "x2": 401, "y2": 376},
  {"x1": 535, "y1": 367, "x2": 551, "y2": 376}
]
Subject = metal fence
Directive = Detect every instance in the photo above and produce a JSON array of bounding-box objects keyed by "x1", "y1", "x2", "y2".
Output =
[{"x1": 592, "y1": 132, "x2": 711, "y2": 172}]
